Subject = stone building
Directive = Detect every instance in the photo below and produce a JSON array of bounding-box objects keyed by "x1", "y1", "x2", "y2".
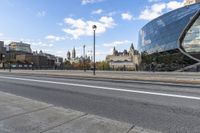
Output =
[
  {"x1": 185, "y1": 0, "x2": 200, "y2": 5},
  {"x1": 17, "y1": 50, "x2": 63, "y2": 69},
  {"x1": 106, "y1": 44, "x2": 141, "y2": 70},
  {"x1": 0, "y1": 41, "x2": 6, "y2": 68},
  {"x1": 32, "y1": 50, "x2": 57, "y2": 68},
  {"x1": 0, "y1": 40, "x2": 62, "y2": 69},
  {"x1": 5, "y1": 41, "x2": 32, "y2": 63}
]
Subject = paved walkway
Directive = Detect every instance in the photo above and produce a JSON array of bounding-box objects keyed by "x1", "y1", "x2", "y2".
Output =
[
  {"x1": 0, "y1": 91, "x2": 159, "y2": 133},
  {"x1": 0, "y1": 70, "x2": 200, "y2": 84}
]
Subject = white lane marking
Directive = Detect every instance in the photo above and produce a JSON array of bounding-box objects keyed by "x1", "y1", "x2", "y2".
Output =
[{"x1": 0, "y1": 76, "x2": 200, "y2": 100}]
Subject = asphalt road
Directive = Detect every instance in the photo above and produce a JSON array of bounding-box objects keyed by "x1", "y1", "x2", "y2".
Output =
[{"x1": 0, "y1": 73, "x2": 200, "y2": 132}]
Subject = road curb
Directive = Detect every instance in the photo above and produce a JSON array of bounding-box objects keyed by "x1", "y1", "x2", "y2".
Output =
[{"x1": 0, "y1": 71, "x2": 200, "y2": 87}]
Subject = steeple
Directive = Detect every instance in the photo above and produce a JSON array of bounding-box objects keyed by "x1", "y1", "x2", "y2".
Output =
[
  {"x1": 113, "y1": 46, "x2": 118, "y2": 56},
  {"x1": 129, "y1": 43, "x2": 135, "y2": 55},
  {"x1": 130, "y1": 43, "x2": 134, "y2": 50},
  {"x1": 113, "y1": 46, "x2": 116, "y2": 55}
]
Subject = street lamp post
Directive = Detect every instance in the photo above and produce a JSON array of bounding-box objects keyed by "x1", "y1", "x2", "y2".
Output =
[
  {"x1": 92, "y1": 25, "x2": 97, "y2": 75},
  {"x1": 83, "y1": 45, "x2": 86, "y2": 72}
]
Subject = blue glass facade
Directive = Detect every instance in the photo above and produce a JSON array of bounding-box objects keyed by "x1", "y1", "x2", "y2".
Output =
[
  {"x1": 138, "y1": 3, "x2": 200, "y2": 54},
  {"x1": 138, "y1": 3, "x2": 200, "y2": 71}
]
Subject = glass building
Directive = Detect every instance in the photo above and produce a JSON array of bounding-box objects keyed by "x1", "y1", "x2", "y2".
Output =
[
  {"x1": 138, "y1": 3, "x2": 200, "y2": 71},
  {"x1": 9, "y1": 41, "x2": 32, "y2": 53}
]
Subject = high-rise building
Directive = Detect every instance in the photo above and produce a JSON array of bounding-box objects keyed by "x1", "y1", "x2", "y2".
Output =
[
  {"x1": 0, "y1": 41, "x2": 5, "y2": 62},
  {"x1": 67, "y1": 51, "x2": 71, "y2": 60},
  {"x1": 72, "y1": 47, "x2": 76, "y2": 59},
  {"x1": 0, "y1": 41, "x2": 4, "y2": 52},
  {"x1": 185, "y1": 0, "x2": 200, "y2": 5}
]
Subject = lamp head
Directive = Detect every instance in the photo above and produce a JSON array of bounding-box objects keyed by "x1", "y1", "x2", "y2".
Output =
[{"x1": 92, "y1": 25, "x2": 97, "y2": 31}]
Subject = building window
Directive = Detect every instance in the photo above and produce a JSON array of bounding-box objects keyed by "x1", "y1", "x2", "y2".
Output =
[{"x1": 182, "y1": 15, "x2": 200, "y2": 53}]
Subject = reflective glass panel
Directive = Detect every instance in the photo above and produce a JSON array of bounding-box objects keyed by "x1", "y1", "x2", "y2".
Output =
[
  {"x1": 182, "y1": 15, "x2": 200, "y2": 53},
  {"x1": 138, "y1": 4, "x2": 200, "y2": 55}
]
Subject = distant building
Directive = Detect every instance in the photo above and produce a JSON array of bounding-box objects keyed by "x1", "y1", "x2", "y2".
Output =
[
  {"x1": 72, "y1": 47, "x2": 76, "y2": 59},
  {"x1": 16, "y1": 54, "x2": 33, "y2": 64},
  {"x1": 0, "y1": 41, "x2": 4, "y2": 52},
  {"x1": 106, "y1": 44, "x2": 141, "y2": 70},
  {"x1": 0, "y1": 41, "x2": 6, "y2": 68},
  {"x1": 66, "y1": 47, "x2": 90, "y2": 64},
  {"x1": 0, "y1": 41, "x2": 6, "y2": 56},
  {"x1": 185, "y1": 0, "x2": 200, "y2": 5},
  {"x1": 55, "y1": 56, "x2": 64, "y2": 68},
  {"x1": 0, "y1": 40, "x2": 62, "y2": 69},
  {"x1": 9, "y1": 41, "x2": 32, "y2": 53},
  {"x1": 6, "y1": 41, "x2": 32, "y2": 63},
  {"x1": 33, "y1": 50, "x2": 57, "y2": 68},
  {"x1": 32, "y1": 52, "x2": 48, "y2": 68},
  {"x1": 16, "y1": 50, "x2": 62, "y2": 69},
  {"x1": 67, "y1": 51, "x2": 71, "y2": 60},
  {"x1": 66, "y1": 47, "x2": 79, "y2": 63}
]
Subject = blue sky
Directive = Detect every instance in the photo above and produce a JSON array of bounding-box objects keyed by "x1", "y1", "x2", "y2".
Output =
[{"x1": 0, "y1": 0, "x2": 185, "y2": 60}]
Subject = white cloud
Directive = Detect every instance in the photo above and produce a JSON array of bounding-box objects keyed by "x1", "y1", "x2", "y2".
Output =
[
  {"x1": 57, "y1": 23, "x2": 63, "y2": 26},
  {"x1": 166, "y1": 1, "x2": 184, "y2": 10},
  {"x1": 36, "y1": 11, "x2": 46, "y2": 17},
  {"x1": 3, "y1": 40, "x2": 12, "y2": 45},
  {"x1": 96, "y1": 51, "x2": 110, "y2": 55},
  {"x1": 81, "y1": 0, "x2": 104, "y2": 5},
  {"x1": 121, "y1": 12, "x2": 133, "y2": 21},
  {"x1": 0, "y1": 33, "x2": 3, "y2": 37},
  {"x1": 19, "y1": 39, "x2": 54, "y2": 48},
  {"x1": 139, "y1": 3, "x2": 166, "y2": 20},
  {"x1": 103, "y1": 40, "x2": 132, "y2": 47},
  {"x1": 148, "y1": 0, "x2": 160, "y2": 2},
  {"x1": 107, "y1": 11, "x2": 117, "y2": 16},
  {"x1": 63, "y1": 16, "x2": 116, "y2": 39},
  {"x1": 45, "y1": 35, "x2": 65, "y2": 42},
  {"x1": 92, "y1": 9, "x2": 103, "y2": 14},
  {"x1": 139, "y1": 1, "x2": 184, "y2": 21},
  {"x1": 32, "y1": 41, "x2": 54, "y2": 47}
]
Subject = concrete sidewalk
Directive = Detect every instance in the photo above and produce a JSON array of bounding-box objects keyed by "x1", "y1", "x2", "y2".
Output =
[
  {"x1": 0, "y1": 70, "x2": 200, "y2": 84},
  {"x1": 0, "y1": 91, "x2": 159, "y2": 133}
]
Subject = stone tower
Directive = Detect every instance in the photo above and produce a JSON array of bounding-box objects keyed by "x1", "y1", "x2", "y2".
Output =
[
  {"x1": 129, "y1": 43, "x2": 135, "y2": 55},
  {"x1": 130, "y1": 43, "x2": 134, "y2": 50},
  {"x1": 113, "y1": 46, "x2": 118, "y2": 56}
]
